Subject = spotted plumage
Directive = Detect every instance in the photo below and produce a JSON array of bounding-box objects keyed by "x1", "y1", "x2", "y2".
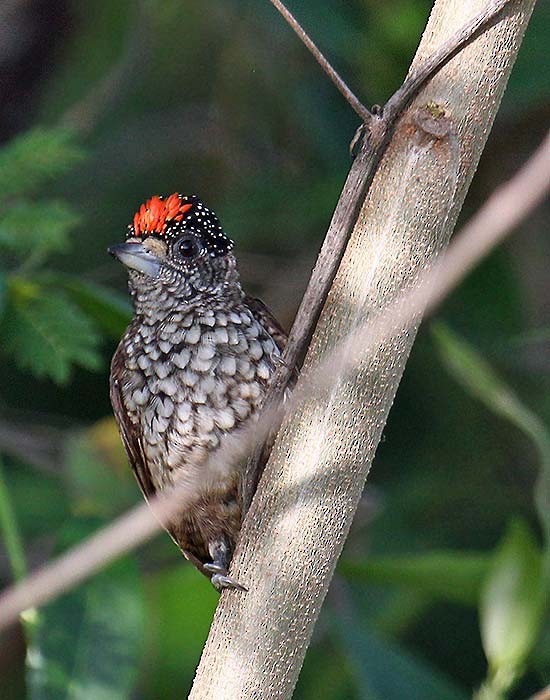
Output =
[{"x1": 109, "y1": 193, "x2": 287, "y2": 589}]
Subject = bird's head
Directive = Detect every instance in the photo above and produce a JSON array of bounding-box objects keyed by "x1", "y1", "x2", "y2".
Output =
[{"x1": 109, "y1": 193, "x2": 240, "y2": 307}]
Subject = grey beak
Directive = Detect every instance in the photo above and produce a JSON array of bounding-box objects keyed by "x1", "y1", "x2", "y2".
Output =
[{"x1": 108, "y1": 242, "x2": 161, "y2": 278}]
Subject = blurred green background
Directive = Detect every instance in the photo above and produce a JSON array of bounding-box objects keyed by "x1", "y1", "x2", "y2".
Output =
[{"x1": 0, "y1": 1, "x2": 548, "y2": 698}]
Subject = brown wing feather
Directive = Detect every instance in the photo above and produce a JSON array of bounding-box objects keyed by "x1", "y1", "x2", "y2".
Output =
[
  {"x1": 243, "y1": 295, "x2": 288, "y2": 351},
  {"x1": 244, "y1": 295, "x2": 299, "y2": 393},
  {"x1": 241, "y1": 296, "x2": 298, "y2": 512},
  {"x1": 109, "y1": 342, "x2": 157, "y2": 500}
]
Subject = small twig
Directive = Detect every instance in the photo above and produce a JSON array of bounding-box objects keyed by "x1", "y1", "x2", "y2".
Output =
[
  {"x1": 0, "y1": 419, "x2": 66, "y2": 476},
  {"x1": 243, "y1": 127, "x2": 387, "y2": 505},
  {"x1": 384, "y1": 0, "x2": 513, "y2": 121},
  {"x1": 267, "y1": 0, "x2": 372, "y2": 124}
]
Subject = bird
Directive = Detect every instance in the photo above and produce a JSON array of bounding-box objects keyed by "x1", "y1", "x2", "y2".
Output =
[{"x1": 108, "y1": 193, "x2": 288, "y2": 590}]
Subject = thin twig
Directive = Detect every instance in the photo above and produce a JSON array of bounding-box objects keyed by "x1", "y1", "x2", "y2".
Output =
[
  {"x1": 0, "y1": 130, "x2": 546, "y2": 632},
  {"x1": 267, "y1": 0, "x2": 372, "y2": 123},
  {"x1": 384, "y1": 0, "x2": 513, "y2": 121},
  {"x1": 314, "y1": 130, "x2": 550, "y2": 388}
]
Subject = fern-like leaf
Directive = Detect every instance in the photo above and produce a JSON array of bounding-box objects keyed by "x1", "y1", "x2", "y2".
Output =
[
  {"x1": 4, "y1": 284, "x2": 101, "y2": 383},
  {"x1": 0, "y1": 128, "x2": 84, "y2": 198}
]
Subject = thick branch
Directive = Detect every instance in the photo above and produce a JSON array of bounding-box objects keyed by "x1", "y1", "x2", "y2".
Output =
[{"x1": 190, "y1": 1, "x2": 536, "y2": 698}]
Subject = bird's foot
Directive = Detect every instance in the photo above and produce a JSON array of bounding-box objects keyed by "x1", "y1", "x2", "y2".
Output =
[{"x1": 204, "y1": 562, "x2": 247, "y2": 592}]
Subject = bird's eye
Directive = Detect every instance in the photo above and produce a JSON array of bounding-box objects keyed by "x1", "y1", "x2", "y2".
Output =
[{"x1": 175, "y1": 236, "x2": 199, "y2": 259}]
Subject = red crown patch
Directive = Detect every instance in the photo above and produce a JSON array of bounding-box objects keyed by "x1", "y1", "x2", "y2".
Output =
[{"x1": 132, "y1": 194, "x2": 193, "y2": 236}]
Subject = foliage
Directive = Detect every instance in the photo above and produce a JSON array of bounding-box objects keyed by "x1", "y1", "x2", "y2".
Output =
[
  {"x1": 433, "y1": 323, "x2": 550, "y2": 563},
  {"x1": 0, "y1": 1, "x2": 548, "y2": 699},
  {"x1": 27, "y1": 528, "x2": 145, "y2": 700},
  {"x1": 479, "y1": 520, "x2": 545, "y2": 698},
  {"x1": 0, "y1": 128, "x2": 129, "y2": 383},
  {"x1": 433, "y1": 324, "x2": 550, "y2": 698},
  {"x1": 0, "y1": 128, "x2": 83, "y2": 197}
]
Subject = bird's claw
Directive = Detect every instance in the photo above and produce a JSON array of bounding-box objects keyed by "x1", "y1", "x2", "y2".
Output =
[
  {"x1": 211, "y1": 572, "x2": 248, "y2": 592},
  {"x1": 203, "y1": 562, "x2": 225, "y2": 573},
  {"x1": 204, "y1": 563, "x2": 247, "y2": 591}
]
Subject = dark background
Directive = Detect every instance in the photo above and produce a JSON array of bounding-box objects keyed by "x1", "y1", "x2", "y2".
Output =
[{"x1": 0, "y1": 1, "x2": 548, "y2": 698}]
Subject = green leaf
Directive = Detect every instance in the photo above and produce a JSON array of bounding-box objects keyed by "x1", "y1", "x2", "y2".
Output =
[
  {"x1": 27, "y1": 520, "x2": 144, "y2": 700},
  {"x1": 3, "y1": 282, "x2": 102, "y2": 383},
  {"x1": 142, "y1": 565, "x2": 218, "y2": 697},
  {"x1": 0, "y1": 200, "x2": 80, "y2": 259},
  {"x1": 4, "y1": 464, "x2": 70, "y2": 539},
  {"x1": 328, "y1": 605, "x2": 468, "y2": 700},
  {"x1": 0, "y1": 128, "x2": 84, "y2": 197},
  {"x1": 480, "y1": 519, "x2": 545, "y2": 688},
  {"x1": 0, "y1": 456, "x2": 27, "y2": 583},
  {"x1": 64, "y1": 427, "x2": 136, "y2": 517},
  {"x1": 340, "y1": 550, "x2": 491, "y2": 607},
  {"x1": 55, "y1": 276, "x2": 131, "y2": 339},
  {"x1": 0, "y1": 271, "x2": 6, "y2": 320},
  {"x1": 432, "y1": 323, "x2": 550, "y2": 570}
]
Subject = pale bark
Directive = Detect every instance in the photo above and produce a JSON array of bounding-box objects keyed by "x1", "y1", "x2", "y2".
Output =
[{"x1": 189, "y1": 1, "x2": 536, "y2": 698}]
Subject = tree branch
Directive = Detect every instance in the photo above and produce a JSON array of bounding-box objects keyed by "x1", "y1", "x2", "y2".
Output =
[
  {"x1": 527, "y1": 687, "x2": 550, "y2": 700},
  {"x1": 244, "y1": 0, "x2": 515, "y2": 504},
  {"x1": 190, "y1": 1, "x2": 537, "y2": 698}
]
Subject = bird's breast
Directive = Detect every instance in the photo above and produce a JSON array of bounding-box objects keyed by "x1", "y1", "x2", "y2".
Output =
[{"x1": 119, "y1": 306, "x2": 280, "y2": 491}]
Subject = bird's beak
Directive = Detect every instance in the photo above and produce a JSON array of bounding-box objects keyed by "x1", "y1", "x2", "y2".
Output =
[{"x1": 108, "y1": 242, "x2": 161, "y2": 278}]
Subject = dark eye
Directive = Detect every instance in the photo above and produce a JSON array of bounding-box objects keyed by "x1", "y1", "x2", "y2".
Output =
[{"x1": 175, "y1": 236, "x2": 199, "y2": 259}]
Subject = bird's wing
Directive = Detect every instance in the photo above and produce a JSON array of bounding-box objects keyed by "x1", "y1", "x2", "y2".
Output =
[
  {"x1": 109, "y1": 342, "x2": 157, "y2": 500},
  {"x1": 244, "y1": 295, "x2": 300, "y2": 393},
  {"x1": 241, "y1": 296, "x2": 300, "y2": 512},
  {"x1": 243, "y1": 295, "x2": 288, "y2": 351}
]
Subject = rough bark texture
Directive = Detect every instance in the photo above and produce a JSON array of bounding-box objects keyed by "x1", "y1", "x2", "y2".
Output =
[{"x1": 189, "y1": 1, "x2": 536, "y2": 698}]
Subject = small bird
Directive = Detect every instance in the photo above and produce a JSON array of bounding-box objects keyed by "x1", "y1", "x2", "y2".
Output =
[{"x1": 109, "y1": 193, "x2": 287, "y2": 590}]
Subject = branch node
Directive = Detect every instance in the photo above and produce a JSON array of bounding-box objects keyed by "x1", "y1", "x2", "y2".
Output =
[{"x1": 412, "y1": 103, "x2": 453, "y2": 140}]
